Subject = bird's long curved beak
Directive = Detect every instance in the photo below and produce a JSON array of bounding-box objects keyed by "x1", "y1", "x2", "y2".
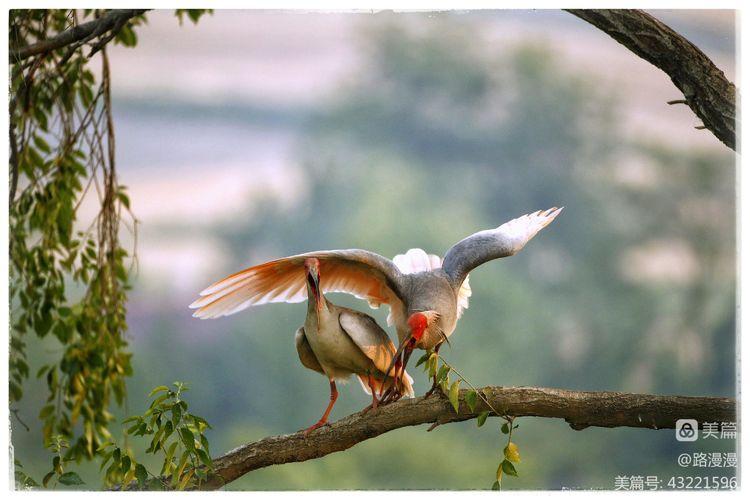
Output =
[
  {"x1": 385, "y1": 334, "x2": 411, "y2": 379},
  {"x1": 306, "y1": 269, "x2": 321, "y2": 303}
]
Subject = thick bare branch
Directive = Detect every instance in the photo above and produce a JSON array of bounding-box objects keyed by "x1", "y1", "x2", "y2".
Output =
[
  {"x1": 201, "y1": 386, "x2": 735, "y2": 490},
  {"x1": 9, "y1": 9, "x2": 148, "y2": 61},
  {"x1": 565, "y1": 9, "x2": 737, "y2": 151}
]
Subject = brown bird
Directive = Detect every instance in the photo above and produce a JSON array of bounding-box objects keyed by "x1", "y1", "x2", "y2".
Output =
[
  {"x1": 191, "y1": 207, "x2": 562, "y2": 398},
  {"x1": 294, "y1": 257, "x2": 413, "y2": 434}
]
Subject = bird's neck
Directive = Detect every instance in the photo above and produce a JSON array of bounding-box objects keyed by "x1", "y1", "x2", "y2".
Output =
[{"x1": 306, "y1": 284, "x2": 328, "y2": 319}]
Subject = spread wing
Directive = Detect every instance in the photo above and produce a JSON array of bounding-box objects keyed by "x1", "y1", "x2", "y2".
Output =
[
  {"x1": 441, "y1": 207, "x2": 563, "y2": 288},
  {"x1": 190, "y1": 249, "x2": 404, "y2": 319}
]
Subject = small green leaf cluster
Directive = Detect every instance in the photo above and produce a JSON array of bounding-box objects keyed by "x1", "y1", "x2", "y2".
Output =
[
  {"x1": 100, "y1": 382, "x2": 214, "y2": 490},
  {"x1": 41, "y1": 436, "x2": 85, "y2": 488},
  {"x1": 417, "y1": 351, "x2": 521, "y2": 489},
  {"x1": 415, "y1": 351, "x2": 481, "y2": 414},
  {"x1": 493, "y1": 420, "x2": 520, "y2": 489},
  {"x1": 175, "y1": 9, "x2": 213, "y2": 25},
  {"x1": 14, "y1": 460, "x2": 39, "y2": 490}
]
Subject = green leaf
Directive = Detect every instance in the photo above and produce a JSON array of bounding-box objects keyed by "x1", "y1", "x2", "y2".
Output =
[
  {"x1": 164, "y1": 420, "x2": 174, "y2": 439},
  {"x1": 99, "y1": 451, "x2": 113, "y2": 472},
  {"x1": 149, "y1": 385, "x2": 170, "y2": 398},
  {"x1": 428, "y1": 353, "x2": 438, "y2": 378},
  {"x1": 42, "y1": 471, "x2": 55, "y2": 488},
  {"x1": 33, "y1": 135, "x2": 52, "y2": 154},
  {"x1": 135, "y1": 464, "x2": 148, "y2": 487},
  {"x1": 171, "y1": 404, "x2": 182, "y2": 427},
  {"x1": 39, "y1": 404, "x2": 55, "y2": 419},
  {"x1": 179, "y1": 428, "x2": 195, "y2": 451},
  {"x1": 501, "y1": 459, "x2": 518, "y2": 477},
  {"x1": 58, "y1": 471, "x2": 85, "y2": 485},
  {"x1": 97, "y1": 441, "x2": 114, "y2": 452},
  {"x1": 121, "y1": 455, "x2": 132, "y2": 473},
  {"x1": 448, "y1": 380, "x2": 460, "y2": 413},
  {"x1": 501, "y1": 422, "x2": 511, "y2": 434},
  {"x1": 477, "y1": 411, "x2": 490, "y2": 427},
  {"x1": 196, "y1": 448, "x2": 213, "y2": 469},
  {"x1": 465, "y1": 390, "x2": 478, "y2": 412},
  {"x1": 491, "y1": 480, "x2": 500, "y2": 490},
  {"x1": 415, "y1": 352, "x2": 431, "y2": 368},
  {"x1": 117, "y1": 191, "x2": 131, "y2": 209},
  {"x1": 161, "y1": 441, "x2": 179, "y2": 476},
  {"x1": 504, "y1": 442, "x2": 521, "y2": 463},
  {"x1": 436, "y1": 364, "x2": 450, "y2": 383},
  {"x1": 173, "y1": 451, "x2": 191, "y2": 487}
]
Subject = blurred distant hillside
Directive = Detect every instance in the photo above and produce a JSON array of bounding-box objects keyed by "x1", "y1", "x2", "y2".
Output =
[{"x1": 12, "y1": 10, "x2": 736, "y2": 490}]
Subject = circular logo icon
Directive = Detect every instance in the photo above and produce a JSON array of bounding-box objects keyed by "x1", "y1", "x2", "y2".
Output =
[
  {"x1": 679, "y1": 422, "x2": 695, "y2": 438},
  {"x1": 675, "y1": 419, "x2": 699, "y2": 442}
]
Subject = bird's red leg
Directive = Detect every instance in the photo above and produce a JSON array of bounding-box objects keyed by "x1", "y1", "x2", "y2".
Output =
[
  {"x1": 303, "y1": 380, "x2": 338, "y2": 436},
  {"x1": 424, "y1": 342, "x2": 443, "y2": 397},
  {"x1": 361, "y1": 374, "x2": 379, "y2": 413},
  {"x1": 379, "y1": 356, "x2": 404, "y2": 404},
  {"x1": 384, "y1": 346, "x2": 414, "y2": 404}
]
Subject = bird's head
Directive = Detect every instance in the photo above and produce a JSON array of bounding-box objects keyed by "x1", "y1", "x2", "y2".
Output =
[
  {"x1": 304, "y1": 257, "x2": 321, "y2": 304},
  {"x1": 383, "y1": 310, "x2": 441, "y2": 380},
  {"x1": 407, "y1": 310, "x2": 441, "y2": 345}
]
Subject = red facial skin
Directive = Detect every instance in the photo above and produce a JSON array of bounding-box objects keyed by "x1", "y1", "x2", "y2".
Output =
[
  {"x1": 407, "y1": 312, "x2": 428, "y2": 342},
  {"x1": 379, "y1": 312, "x2": 427, "y2": 404}
]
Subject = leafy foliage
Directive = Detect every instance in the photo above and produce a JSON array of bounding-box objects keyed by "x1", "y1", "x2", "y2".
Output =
[
  {"x1": 102, "y1": 382, "x2": 214, "y2": 490},
  {"x1": 175, "y1": 9, "x2": 213, "y2": 25},
  {"x1": 9, "y1": 8, "x2": 145, "y2": 463},
  {"x1": 13, "y1": 383, "x2": 214, "y2": 491},
  {"x1": 14, "y1": 460, "x2": 39, "y2": 489},
  {"x1": 420, "y1": 350, "x2": 522, "y2": 489},
  {"x1": 8, "y1": 8, "x2": 211, "y2": 471},
  {"x1": 41, "y1": 436, "x2": 85, "y2": 488}
]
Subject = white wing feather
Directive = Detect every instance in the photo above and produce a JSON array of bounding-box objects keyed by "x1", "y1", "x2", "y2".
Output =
[
  {"x1": 494, "y1": 207, "x2": 564, "y2": 255},
  {"x1": 392, "y1": 248, "x2": 471, "y2": 322}
]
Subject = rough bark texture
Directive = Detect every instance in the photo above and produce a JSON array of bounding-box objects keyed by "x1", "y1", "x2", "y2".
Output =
[
  {"x1": 566, "y1": 9, "x2": 737, "y2": 151},
  {"x1": 200, "y1": 386, "x2": 735, "y2": 489},
  {"x1": 9, "y1": 9, "x2": 148, "y2": 61}
]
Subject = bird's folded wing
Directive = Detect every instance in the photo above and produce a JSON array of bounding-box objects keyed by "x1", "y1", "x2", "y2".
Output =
[
  {"x1": 338, "y1": 311, "x2": 397, "y2": 375},
  {"x1": 189, "y1": 250, "x2": 403, "y2": 319},
  {"x1": 340, "y1": 311, "x2": 415, "y2": 397},
  {"x1": 294, "y1": 327, "x2": 324, "y2": 374},
  {"x1": 441, "y1": 207, "x2": 563, "y2": 287}
]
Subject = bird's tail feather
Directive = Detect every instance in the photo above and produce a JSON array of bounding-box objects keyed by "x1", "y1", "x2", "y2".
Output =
[{"x1": 356, "y1": 371, "x2": 415, "y2": 399}]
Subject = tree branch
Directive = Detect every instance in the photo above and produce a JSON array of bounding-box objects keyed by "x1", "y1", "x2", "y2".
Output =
[
  {"x1": 200, "y1": 385, "x2": 735, "y2": 490},
  {"x1": 565, "y1": 9, "x2": 737, "y2": 151},
  {"x1": 9, "y1": 9, "x2": 149, "y2": 61}
]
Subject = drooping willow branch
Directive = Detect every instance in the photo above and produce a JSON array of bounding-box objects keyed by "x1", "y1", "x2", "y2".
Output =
[
  {"x1": 198, "y1": 386, "x2": 735, "y2": 490},
  {"x1": 9, "y1": 10, "x2": 140, "y2": 461},
  {"x1": 9, "y1": 9, "x2": 148, "y2": 61},
  {"x1": 565, "y1": 9, "x2": 737, "y2": 150}
]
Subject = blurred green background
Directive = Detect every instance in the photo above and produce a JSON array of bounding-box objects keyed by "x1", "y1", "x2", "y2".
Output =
[{"x1": 11, "y1": 10, "x2": 736, "y2": 490}]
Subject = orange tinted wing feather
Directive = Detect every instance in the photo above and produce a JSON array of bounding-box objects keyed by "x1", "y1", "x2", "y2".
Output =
[{"x1": 189, "y1": 250, "x2": 403, "y2": 319}]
